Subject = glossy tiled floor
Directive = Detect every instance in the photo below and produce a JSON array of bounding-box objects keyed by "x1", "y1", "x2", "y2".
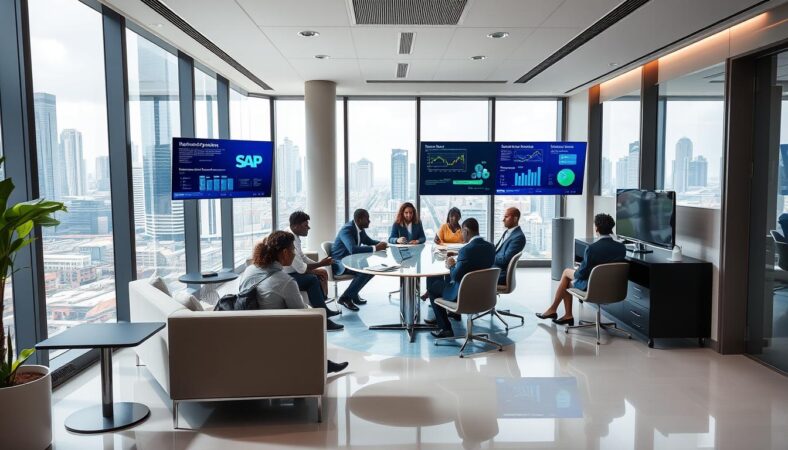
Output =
[{"x1": 52, "y1": 269, "x2": 788, "y2": 449}]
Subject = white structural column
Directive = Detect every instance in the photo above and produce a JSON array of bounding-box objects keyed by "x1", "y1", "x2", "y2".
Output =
[{"x1": 304, "y1": 80, "x2": 337, "y2": 245}]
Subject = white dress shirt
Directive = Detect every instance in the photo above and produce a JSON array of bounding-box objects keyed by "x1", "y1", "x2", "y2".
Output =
[{"x1": 284, "y1": 227, "x2": 317, "y2": 274}]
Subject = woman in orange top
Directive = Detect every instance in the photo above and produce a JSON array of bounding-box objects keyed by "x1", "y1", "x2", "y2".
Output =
[{"x1": 434, "y1": 207, "x2": 463, "y2": 244}]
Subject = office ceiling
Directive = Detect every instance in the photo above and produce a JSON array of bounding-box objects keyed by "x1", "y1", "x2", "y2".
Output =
[{"x1": 101, "y1": 0, "x2": 780, "y2": 96}]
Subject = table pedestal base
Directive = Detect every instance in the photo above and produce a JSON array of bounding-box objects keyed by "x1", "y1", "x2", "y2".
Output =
[
  {"x1": 370, "y1": 277, "x2": 437, "y2": 342},
  {"x1": 65, "y1": 402, "x2": 150, "y2": 433}
]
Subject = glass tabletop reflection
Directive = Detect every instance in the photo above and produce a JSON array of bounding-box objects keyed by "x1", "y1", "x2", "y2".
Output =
[{"x1": 341, "y1": 244, "x2": 452, "y2": 277}]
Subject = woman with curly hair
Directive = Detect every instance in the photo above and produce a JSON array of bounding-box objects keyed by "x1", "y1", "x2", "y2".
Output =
[{"x1": 388, "y1": 201, "x2": 426, "y2": 245}]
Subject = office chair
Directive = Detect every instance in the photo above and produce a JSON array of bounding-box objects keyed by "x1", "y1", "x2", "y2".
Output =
[
  {"x1": 472, "y1": 251, "x2": 524, "y2": 332},
  {"x1": 433, "y1": 267, "x2": 504, "y2": 358},
  {"x1": 320, "y1": 241, "x2": 354, "y2": 312},
  {"x1": 770, "y1": 230, "x2": 788, "y2": 271},
  {"x1": 565, "y1": 262, "x2": 630, "y2": 345}
]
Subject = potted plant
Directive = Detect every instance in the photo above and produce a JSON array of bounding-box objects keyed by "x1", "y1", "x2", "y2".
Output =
[{"x1": 0, "y1": 156, "x2": 66, "y2": 449}]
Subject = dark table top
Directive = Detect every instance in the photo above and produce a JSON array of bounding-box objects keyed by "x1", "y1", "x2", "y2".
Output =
[
  {"x1": 35, "y1": 322, "x2": 166, "y2": 350},
  {"x1": 178, "y1": 271, "x2": 239, "y2": 284},
  {"x1": 575, "y1": 237, "x2": 709, "y2": 265}
]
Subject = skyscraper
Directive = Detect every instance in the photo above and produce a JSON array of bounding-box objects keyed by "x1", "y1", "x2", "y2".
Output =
[
  {"x1": 277, "y1": 137, "x2": 301, "y2": 199},
  {"x1": 96, "y1": 155, "x2": 111, "y2": 191},
  {"x1": 601, "y1": 156, "x2": 612, "y2": 193},
  {"x1": 673, "y1": 137, "x2": 693, "y2": 193},
  {"x1": 138, "y1": 38, "x2": 183, "y2": 239},
  {"x1": 60, "y1": 129, "x2": 86, "y2": 196},
  {"x1": 409, "y1": 162, "x2": 416, "y2": 200},
  {"x1": 688, "y1": 155, "x2": 708, "y2": 188},
  {"x1": 390, "y1": 148, "x2": 408, "y2": 200},
  {"x1": 132, "y1": 166, "x2": 146, "y2": 231},
  {"x1": 34, "y1": 92, "x2": 62, "y2": 200},
  {"x1": 627, "y1": 141, "x2": 640, "y2": 188},
  {"x1": 351, "y1": 158, "x2": 374, "y2": 191}
]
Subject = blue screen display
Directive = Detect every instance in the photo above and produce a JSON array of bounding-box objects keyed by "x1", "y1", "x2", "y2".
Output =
[
  {"x1": 172, "y1": 137, "x2": 273, "y2": 200},
  {"x1": 495, "y1": 142, "x2": 587, "y2": 195},
  {"x1": 419, "y1": 142, "x2": 497, "y2": 195}
]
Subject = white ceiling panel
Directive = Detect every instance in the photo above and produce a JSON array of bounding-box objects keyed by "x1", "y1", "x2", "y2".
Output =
[
  {"x1": 541, "y1": 0, "x2": 622, "y2": 27},
  {"x1": 461, "y1": 0, "x2": 563, "y2": 27},
  {"x1": 358, "y1": 59, "x2": 439, "y2": 80},
  {"x1": 265, "y1": 27, "x2": 357, "y2": 59},
  {"x1": 433, "y1": 57, "x2": 503, "y2": 80},
  {"x1": 288, "y1": 58, "x2": 361, "y2": 82},
  {"x1": 351, "y1": 27, "x2": 457, "y2": 59},
  {"x1": 235, "y1": 0, "x2": 351, "y2": 27},
  {"x1": 509, "y1": 27, "x2": 581, "y2": 62},
  {"x1": 442, "y1": 27, "x2": 533, "y2": 59}
]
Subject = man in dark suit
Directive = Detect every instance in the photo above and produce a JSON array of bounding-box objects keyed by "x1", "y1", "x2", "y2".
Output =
[
  {"x1": 426, "y1": 218, "x2": 496, "y2": 338},
  {"x1": 331, "y1": 208, "x2": 388, "y2": 311},
  {"x1": 536, "y1": 213, "x2": 626, "y2": 326},
  {"x1": 493, "y1": 207, "x2": 526, "y2": 285}
]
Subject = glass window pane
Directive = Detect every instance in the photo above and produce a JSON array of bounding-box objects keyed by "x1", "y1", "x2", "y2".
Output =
[
  {"x1": 601, "y1": 95, "x2": 641, "y2": 196},
  {"x1": 659, "y1": 63, "x2": 724, "y2": 208},
  {"x1": 127, "y1": 31, "x2": 185, "y2": 291},
  {"x1": 336, "y1": 100, "x2": 346, "y2": 232},
  {"x1": 420, "y1": 100, "x2": 490, "y2": 239},
  {"x1": 275, "y1": 100, "x2": 308, "y2": 243},
  {"x1": 230, "y1": 90, "x2": 272, "y2": 267},
  {"x1": 347, "y1": 100, "x2": 417, "y2": 241},
  {"x1": 30, "y1": 0, "x2": 115, "y2": 345},
  {"x1": 494, "y1": 100, "x2": 560, "y2": 259},
  {"x1": 194, "y1": 69, "x2": 222, "y2": 271}
]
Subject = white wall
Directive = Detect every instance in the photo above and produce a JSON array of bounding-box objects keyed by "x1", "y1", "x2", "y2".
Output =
[{"x1": 565, "y1": 90, "x2": 589, "y2": 238}]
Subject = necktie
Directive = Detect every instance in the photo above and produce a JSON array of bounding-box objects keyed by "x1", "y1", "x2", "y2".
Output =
[{"x1": 496, "y1": 230, "x2": 508, "y2": 251}]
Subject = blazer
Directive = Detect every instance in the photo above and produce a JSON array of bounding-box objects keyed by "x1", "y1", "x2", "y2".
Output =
[
  {"x1": 493, "y1": 226, "x2": 526, "y2": 285},
  {"x1": 441, "y1": 237, "x2": 496, "y2": 302},
  {"x1": 573, "y1": 235, "x2": 627, "y2": 291},
  {"x1": 388, "y1": 222, "x2": 426, "y2": 244},
  {"x1": 331, "y1": 220, "x2": 380, "y2": 275}
]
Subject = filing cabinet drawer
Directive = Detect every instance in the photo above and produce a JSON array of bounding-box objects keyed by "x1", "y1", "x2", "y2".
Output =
[
  {"x1": 622, "y1": 301, "x2": 649, "y2": 335},
  {"x1": 627, "y1": 282, "x2": 650, "y2": 308}
]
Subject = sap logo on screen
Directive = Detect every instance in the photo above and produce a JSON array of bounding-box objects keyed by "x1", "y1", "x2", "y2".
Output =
[{"x1": 235, "y1": 155, "x2": 264, "y2": 168}]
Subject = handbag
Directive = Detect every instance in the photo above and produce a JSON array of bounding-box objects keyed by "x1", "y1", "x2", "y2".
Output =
[{"x1": 214, "y1": 277, "x2": 266, "y2": 311}]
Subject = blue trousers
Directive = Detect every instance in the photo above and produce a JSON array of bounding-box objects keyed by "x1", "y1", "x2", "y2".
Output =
[
  {"x1": 289, "y1": 272, "x2": 327, "y2": 309},
  {"x1": 427, "y1": 275, "x2": 454, "y2": 332},
  {"x1": 339, "y1": 269, "x2": 374, "y2": 301}
]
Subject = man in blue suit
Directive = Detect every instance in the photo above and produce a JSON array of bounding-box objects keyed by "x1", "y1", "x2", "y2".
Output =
[
  {"x1": 426, "y1": 218, "x2": 495, "y2": 338},
  {"x1": 536, "y1": 213, "x2": 626, "y2": 326},
  {"x1": 493, "y1": 207, "x2": 526, "y2": 285},
  {"x1": 331, "y1": 208, "x2": 388, "y2": 311}
]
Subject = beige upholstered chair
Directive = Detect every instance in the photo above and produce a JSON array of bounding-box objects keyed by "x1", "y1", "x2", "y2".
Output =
[
  {"x1": 565, "y1": 262, "x2": 631, "y2": 345},
  {"x1": 472, "y1": 251, "x2": 524, "y2": 331},
  {"x1": 320, "y1": 241, "x2": 354, "y2": 306},
  {"x1": 433, "y1": 267, "x2": 503, "y2": 358}
]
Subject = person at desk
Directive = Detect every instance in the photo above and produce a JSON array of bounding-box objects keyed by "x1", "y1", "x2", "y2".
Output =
[
  {"x1": 238, "y1": 231, "x2": 349, "y2": 373},
  {"x1": 536, "y1": 213, "x2": 626, "y2": 325},
  {"x1": 778, "y1": 212, "x2": 788, "y2": 241},
  {"x1": 434, "y1": 207, "x2": 463, "y2": 244},
  {"x1": 493, "y1": 207, "x2": 526, "y2": 285},
  {"x1": 389, "y1": 202, "x2": 426, "y2": 244},
  {"x1": 425, "y1": 218, "x2": 496, "y2": 338},
  {"x1": 285, "y1": 210, "x2": 344, "y2": 331},
  {"x1": 331, "y1": 208, "x2": 388, "y2": 311}
]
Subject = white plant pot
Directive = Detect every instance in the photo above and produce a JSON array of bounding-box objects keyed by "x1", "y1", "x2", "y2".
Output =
[{"x1": 0, "y1": 365, "x2": 52, "y2": 450}]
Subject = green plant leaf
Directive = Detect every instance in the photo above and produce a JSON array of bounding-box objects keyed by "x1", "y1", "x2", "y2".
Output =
[
  {"x1": 10, "y1": 348, "x2": 34, "y2": 374},
  {"x1": 15, "y1": 220, "x2": 34, "y2": 239}
]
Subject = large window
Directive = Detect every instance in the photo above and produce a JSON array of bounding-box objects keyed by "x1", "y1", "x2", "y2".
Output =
[
  {"x1": 494, "y1": 100, "x2": 561, "y2": 259},
  {"x1": 275, "y1": 100, "x2": 307, "y2": 238},
  {"x1": 347, "y1": 100, "x2": 417, "y2": 241},
  {"x1": 230, "y1": 90, "x2": 272, "y2": 266},
  {"x1": 194, "y1": 68, "x2": 222, "y2": 271},
  {"x1": 658, "y1": 63, "x2": 725, "y2": 208},
  {"x1": 127, "y1": 31, "x2": 184, "y2": 290},
  {"x1": 601, "y1": 95, "x2": 641, "y2": 196},
  {"x1": 420, "y1": 100, "x2": 490, "y2": 239},
  {"x1": 336, "y1": 100, "x2": 345, "y2": 231},
  {"x1": 30, "y1": 0, "x2": 115, "y2": 344}
]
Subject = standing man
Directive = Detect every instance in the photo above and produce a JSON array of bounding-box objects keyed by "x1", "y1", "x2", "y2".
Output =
[
  {"x1": 426, "y1": 218, "x2": 495, "y2": 338},
  {"x1": 285, "y1": 211, "x2": 344, "y2": 331},
  {"x1": 493, "y1": 207, "x2": 526, "y2": 285},
  {"x1": 331, "y1": 208, "x2": 388, "y2": 311}
]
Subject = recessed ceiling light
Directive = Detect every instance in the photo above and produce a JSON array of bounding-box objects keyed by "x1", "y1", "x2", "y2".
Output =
[
  {"x1": 314, "y1": 54, "x2": 330, "y2": 60},
  {"x1": 470, "y1": 55, "x2": 487, "y2": 61},
  {"x1": 298, "y1": 30, "x2": 320, "y2": 38},
  {"x1": 609, "y1": 62, "x2": 619, "y2": 67},
  {"x1": 487, "y1": 31, "x2": 509, "y2": 39}
]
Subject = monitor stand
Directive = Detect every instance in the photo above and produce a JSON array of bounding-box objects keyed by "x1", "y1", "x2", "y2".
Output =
[{"x1": 629, "y1": 242, "x2": 653, "y2": 254}]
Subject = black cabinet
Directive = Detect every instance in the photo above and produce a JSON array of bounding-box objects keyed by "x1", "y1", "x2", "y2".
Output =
[{"x1": 575, "y1": 238, "x2": 712, "y2": 348}]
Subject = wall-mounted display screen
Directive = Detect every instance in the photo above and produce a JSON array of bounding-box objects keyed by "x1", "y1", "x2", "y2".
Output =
[
  {"x1": 495, "y1": 142, "x2": 587, "y2": 195},
  {"x1": 419, "y1": 142, "x2": 496, "y2": 195},
  {"x1": 172, "y1": 137, "x2": 273, "y2": 200}
]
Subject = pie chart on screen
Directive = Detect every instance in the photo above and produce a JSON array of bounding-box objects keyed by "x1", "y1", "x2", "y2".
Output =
[{"x1": 557, "y1": 168, "x2": 575, "y2": 187}]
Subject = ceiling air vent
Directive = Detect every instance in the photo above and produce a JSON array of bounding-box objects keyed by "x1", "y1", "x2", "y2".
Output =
[
  {"x1": 399, "y1": 32, "x2": 415, "y2": 55},
  {"x1": 396, "y1": 63, "x2": 409, "y2": 78},
  {"x1": 353, "y1": 0, "x2": 468, "y2": 25}
]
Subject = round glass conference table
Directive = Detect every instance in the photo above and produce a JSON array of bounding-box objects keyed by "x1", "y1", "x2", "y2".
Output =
[{"x1": 341, "y1": 244, "x2": 451, "y2": 342}]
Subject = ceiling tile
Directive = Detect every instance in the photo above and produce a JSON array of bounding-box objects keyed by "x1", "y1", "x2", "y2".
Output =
[
  {"x1": 541, "y1": 0, "x2": 622, "y2": 27},
  {"x1": 442, "y1": 27, "x2": 533, "y2": 59},
  {"x1": 236, "y1": 0, "x2": 351, "y2": 27},
  {"x1": 461, "y1": 0, "x2": 564, "y2": 27},
  {"x1": 288, "y1": 58, "x2": 361, "y2": 82},
  {"x1": 351, "y1": 27, "x2": 457, "y2": 59},
  {"x1": 358, "y1": 59, "x2": 439, "y2": 80},
  {"x1": 508, "y1": 27, "x2": 581, "y2": 61},
  {"x1": 265, "y1": 27, "x2": 356, "y2": 59},
  {"x1": 433, "y1": 57, "x2": 504, "y2": 81}
]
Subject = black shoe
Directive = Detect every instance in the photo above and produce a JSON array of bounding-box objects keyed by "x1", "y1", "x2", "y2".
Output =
[
  {"x1": 553, "y1": 317, "x2": 575, "y2": 326},
  {"x1": 353, "y1": 297, "x2": 367, "y2": 305},
  {"x1": 327, "y1": 319, "x2": 344, "y2": 331},
  {"x1": 424, "y1": 317, "x2": 437, "y2": 325},
  {"x1": 338, "y1": 297, "x2": 359, "y2": 311},
  {"x1": 535, "y1": 312, "x2": 558, "y2": 320},
  {"x1": 448, "y1": 312, "x2": 461, "y2": 321},
  {"x1": 328, "y1": 360, "x2": 349, "y2": 373},
  {"x1": 431, "y1": 329, "x2": 454, "y2": 338},
  {"x1": 326, "y1": 308, "x2": 341, "y2": 318}
]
